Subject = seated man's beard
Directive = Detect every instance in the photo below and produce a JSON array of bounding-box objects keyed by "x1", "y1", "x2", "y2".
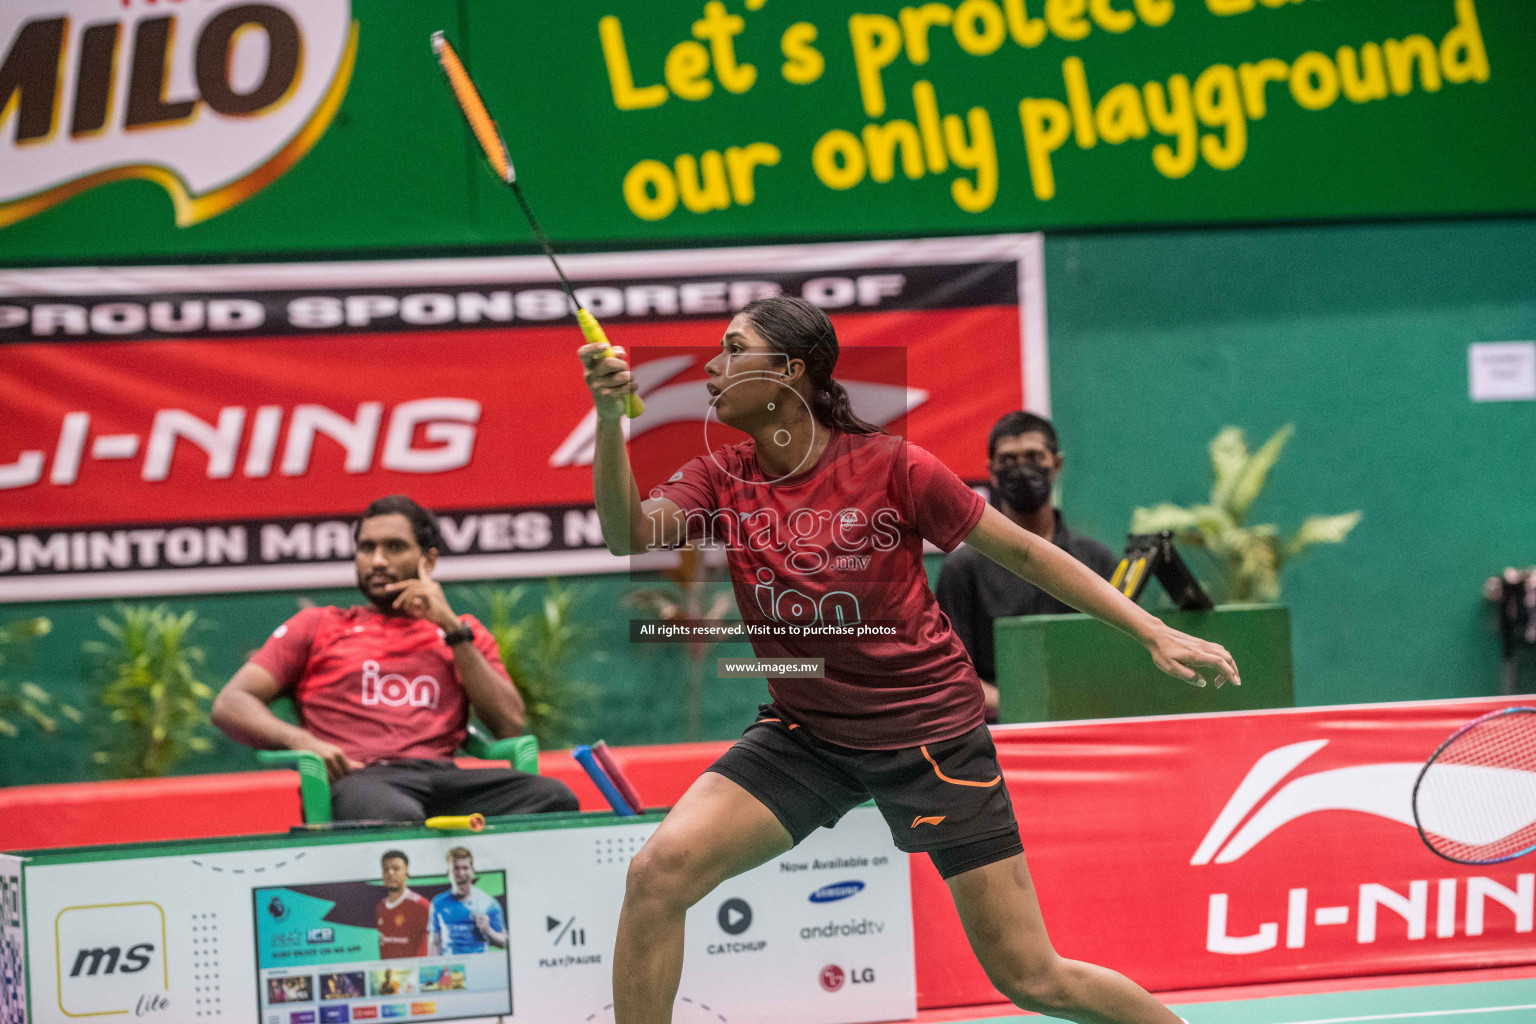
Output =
[{"x1": 359, "y1": 569, "x2": 406, "y2": 611}]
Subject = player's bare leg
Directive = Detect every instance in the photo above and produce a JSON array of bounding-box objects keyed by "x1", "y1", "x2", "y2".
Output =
[
  {"x1": 613, "y1": 772, "x2": 793, "y2": 1024},
  {"x1": 947, "y1": 852, "x2": 1182, "y2": 1024}
]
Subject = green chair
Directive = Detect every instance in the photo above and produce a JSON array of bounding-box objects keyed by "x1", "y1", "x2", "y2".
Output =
[{"x1": 257, "y1": 726, "x2": 541, "y2": 825}]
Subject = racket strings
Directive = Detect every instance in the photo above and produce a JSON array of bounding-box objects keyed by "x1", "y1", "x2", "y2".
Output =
[{"x1": 1417, "y1": 708, "x2": 1536, "y2": 864}]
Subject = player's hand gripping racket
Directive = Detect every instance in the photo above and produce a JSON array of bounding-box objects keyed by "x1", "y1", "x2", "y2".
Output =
[
  {"x1": 1413, "y1": 706, "x2": 1536, "y2": 864},
  {"x1": 431, "y1": 31, "x2": 642, "y2": 418}
]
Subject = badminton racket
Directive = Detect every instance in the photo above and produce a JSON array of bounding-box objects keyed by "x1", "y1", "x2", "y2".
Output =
[
  {"x1": 431, "y1": 31, "x2": 643, "y2": 418},
  {"x1": 1412, "y1": 705, "x2": 1536, "y2": 864}
]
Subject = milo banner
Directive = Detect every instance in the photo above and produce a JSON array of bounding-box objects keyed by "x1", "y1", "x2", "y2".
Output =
[
  {"x1": 1, "y1": 0, "x2": 1533, "y2": 264},
  {"x1": 0, "y1": 235, "x2": 1045, "y2": 600}
]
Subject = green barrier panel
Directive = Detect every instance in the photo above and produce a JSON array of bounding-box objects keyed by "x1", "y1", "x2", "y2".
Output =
[{"x1": 994, "y1": 603, "x2": 1293, "y2": 722}]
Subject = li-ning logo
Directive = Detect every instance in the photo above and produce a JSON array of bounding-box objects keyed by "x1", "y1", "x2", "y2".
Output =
[
  {"x1": 1193, "y1": 738, "x2": 1536, "y2": 956},
  {"x1": 1193, "y1": 740, "x2": 1431, "y2": 864},
  {"x1": 360, "y1": 661, "x2": 440, "y2": 709},
  {"x1": 0, "y1": 1, "x2": 357, "y2": 230}
]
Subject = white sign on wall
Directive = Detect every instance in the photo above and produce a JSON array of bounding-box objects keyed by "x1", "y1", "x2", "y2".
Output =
[
  {"x1": 11, "y1": 808, "x2": 914, "y2": 1024},
  {"x1": 1469, "y1": 341, "x2": 1536, "y2": 402}
]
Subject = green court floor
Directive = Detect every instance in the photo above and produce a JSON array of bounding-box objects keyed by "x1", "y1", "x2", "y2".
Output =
[
  {"x1": 1174, "y1": 977, "x2": 1536, "y2": 1024},
  {"x1": 956, "y1": 977, "x2": 1536, "y2": 1024}
]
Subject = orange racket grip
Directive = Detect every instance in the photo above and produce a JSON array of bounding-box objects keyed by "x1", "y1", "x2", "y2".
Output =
[
  {"x1": 425, "y1": 813, "x2": 485, "y2": 832},
  {"x1": 576, "y1": 308, "x2": 644, "y2": 419}
]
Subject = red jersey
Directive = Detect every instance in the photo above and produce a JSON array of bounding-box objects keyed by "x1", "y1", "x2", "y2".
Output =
[
  {"x1": 250, "y1": 605, "x2": 506, "y2": 764},
  {"x1": 656, "y1": 431, "x2": 987, "y2": 749},
  {"x1": 376, "y1": 890, "x2": 431, "y2": 959}
]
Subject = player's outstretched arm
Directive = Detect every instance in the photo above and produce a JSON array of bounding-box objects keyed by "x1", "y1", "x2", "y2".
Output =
[
  {"x1": 578, "y1": 342, "x2": 686, "y2": 554},
  {"x1": 963, "y1": 505, "x2": 1241, "y2": 688}
]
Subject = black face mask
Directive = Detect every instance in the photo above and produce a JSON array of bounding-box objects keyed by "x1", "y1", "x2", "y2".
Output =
[{"x1": 993, "y1": 463, "x2": 1052, "y2": 514}]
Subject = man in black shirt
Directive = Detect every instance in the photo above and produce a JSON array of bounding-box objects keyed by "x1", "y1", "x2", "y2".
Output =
[{"x1": 936, "y1": 411, "x2": 1118, "y2": 720}]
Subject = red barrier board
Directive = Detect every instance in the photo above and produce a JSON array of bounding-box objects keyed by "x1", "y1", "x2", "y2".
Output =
[{"x1": 911, "y1": 697, "x2": 1536, "y2": 1001}]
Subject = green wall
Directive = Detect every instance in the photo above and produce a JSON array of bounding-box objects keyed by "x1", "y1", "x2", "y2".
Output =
[
  {"x1": 1046, "y1": 215, "x2": 1536, "y2": 707},
  {"x1": 4, "y1": 214, "x2": 1533, "y2": 785}
]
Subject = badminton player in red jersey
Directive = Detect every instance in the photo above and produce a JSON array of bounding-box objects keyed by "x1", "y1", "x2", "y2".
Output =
[{"x1": 580, "y1": 296, "x2": 1233, "y2": 1024}]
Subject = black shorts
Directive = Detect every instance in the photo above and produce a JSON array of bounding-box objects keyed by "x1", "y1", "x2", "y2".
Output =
[{"x1": 706, "y1": 705, "x2": 1023, "y2": 879}]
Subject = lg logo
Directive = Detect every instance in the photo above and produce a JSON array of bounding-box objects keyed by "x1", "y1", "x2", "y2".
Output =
[{"x1": 818, "y1": 965, "x2": 875, "y2": 992}]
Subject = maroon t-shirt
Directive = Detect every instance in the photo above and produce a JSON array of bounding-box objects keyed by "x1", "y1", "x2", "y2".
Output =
[
  {"x1": 657, "y1": 431, "x2": 987, "y2": 749},
  {"x1": 250, "y1": 606, "x2": 506, "y2": 764}
]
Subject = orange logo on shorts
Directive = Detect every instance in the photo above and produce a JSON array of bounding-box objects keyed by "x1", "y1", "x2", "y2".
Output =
[{"x1": 911, "y1": 815, "x2": 946, "y2": 827}]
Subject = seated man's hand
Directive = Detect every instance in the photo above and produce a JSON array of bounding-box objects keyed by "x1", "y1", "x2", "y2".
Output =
[
  {"x1": 384, "y1": 556, "x2": 460, "y2": 632},
  {"x1": 294, "y1": 735, "x2": 364, "y2": 781}
]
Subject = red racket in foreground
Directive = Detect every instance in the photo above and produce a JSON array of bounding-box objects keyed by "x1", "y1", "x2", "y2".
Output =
[{"x1": 1413, "y1": 706, "x2": 1536, "y2": 864}]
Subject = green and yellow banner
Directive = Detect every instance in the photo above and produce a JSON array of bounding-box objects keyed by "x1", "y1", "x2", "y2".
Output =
[{"x1": 1, "y1": 0, "x2": 1531, "y2": 263}]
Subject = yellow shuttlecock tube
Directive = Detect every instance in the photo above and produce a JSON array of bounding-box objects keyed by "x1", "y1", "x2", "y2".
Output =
[
  {"x1": 431, "y1": 33, "x2": 513, "y2": 184},
  {"x1": 577, "y1": 308, "x2": 645, "y2": 418},
  {"x1": 425, "y1": 813, "x2": 486, "y2": 832}
]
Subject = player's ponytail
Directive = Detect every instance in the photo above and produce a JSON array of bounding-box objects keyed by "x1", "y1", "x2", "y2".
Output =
[{"x1": 739, "y1": 296, "x2": 882, "y2": 436}]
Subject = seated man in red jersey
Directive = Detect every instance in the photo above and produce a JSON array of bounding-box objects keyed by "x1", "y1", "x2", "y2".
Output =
[{"x1": 212, "y1": 495, "x2": 578, "y2": 822}]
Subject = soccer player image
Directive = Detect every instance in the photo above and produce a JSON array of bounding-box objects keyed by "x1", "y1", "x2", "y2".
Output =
[
  {"x1": 376, "y1": 849, "x2": 430, "y2": 959},
  {"x1": 428, "y1": 847, "x2": 507, "y2": 955},
  {"x1": 580, "y1": 295, "x2": 1237, "y2": 1024}
]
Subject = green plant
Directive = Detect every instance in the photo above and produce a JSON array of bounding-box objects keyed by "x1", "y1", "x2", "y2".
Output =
[
  {"x1": 87, "y1": 605, "x2": 215, "y2": 778},
  {"x1": 465, "y1": 580, "x2": 594, "y2": 749},
  {"x1": 1131, "y1": 425, "x2": 1361, "y2": 603},
  {"x1": 0, "y1": 616, "x2": 79, "y2": 740}
]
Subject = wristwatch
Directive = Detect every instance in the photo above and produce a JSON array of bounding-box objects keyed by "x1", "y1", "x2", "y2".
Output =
[{"x1": 442, "y1": 624, "x2": 475, "y2": 647}]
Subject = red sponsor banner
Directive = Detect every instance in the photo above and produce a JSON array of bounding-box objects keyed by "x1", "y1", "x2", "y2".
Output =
[
  {"x1": 914, "y1": 696, "x2": 1536, "y2": 1003},
  {"x1": 0, "y1": 237, "x2": 1045, "y2": 600}
]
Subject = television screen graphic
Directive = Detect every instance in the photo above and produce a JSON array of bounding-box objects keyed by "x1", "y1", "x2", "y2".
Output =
[{"x1": 253, "y1": 866, "x2": 511, "y2": 1023}]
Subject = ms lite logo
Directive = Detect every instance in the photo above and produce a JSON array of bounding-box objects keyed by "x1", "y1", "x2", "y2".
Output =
[
  {"x1": 0, "y1": 0, "x2": 357, "y2": 229},
  {"x1": 55, "y1": 902, "x2": 168, "y2": 1017}
]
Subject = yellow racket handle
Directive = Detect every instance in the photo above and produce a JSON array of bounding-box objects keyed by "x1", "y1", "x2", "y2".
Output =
[
  {"x1": 425, "y1": 813, "x2": 485, "y2": 832},
  {"x1": 577, "y1": 308, "x2": 644, "y2": 418}
]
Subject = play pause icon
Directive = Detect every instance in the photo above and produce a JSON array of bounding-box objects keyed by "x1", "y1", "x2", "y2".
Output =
[{"x1": 547, "y1": 914, "x2": 585, "y2": 945}]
